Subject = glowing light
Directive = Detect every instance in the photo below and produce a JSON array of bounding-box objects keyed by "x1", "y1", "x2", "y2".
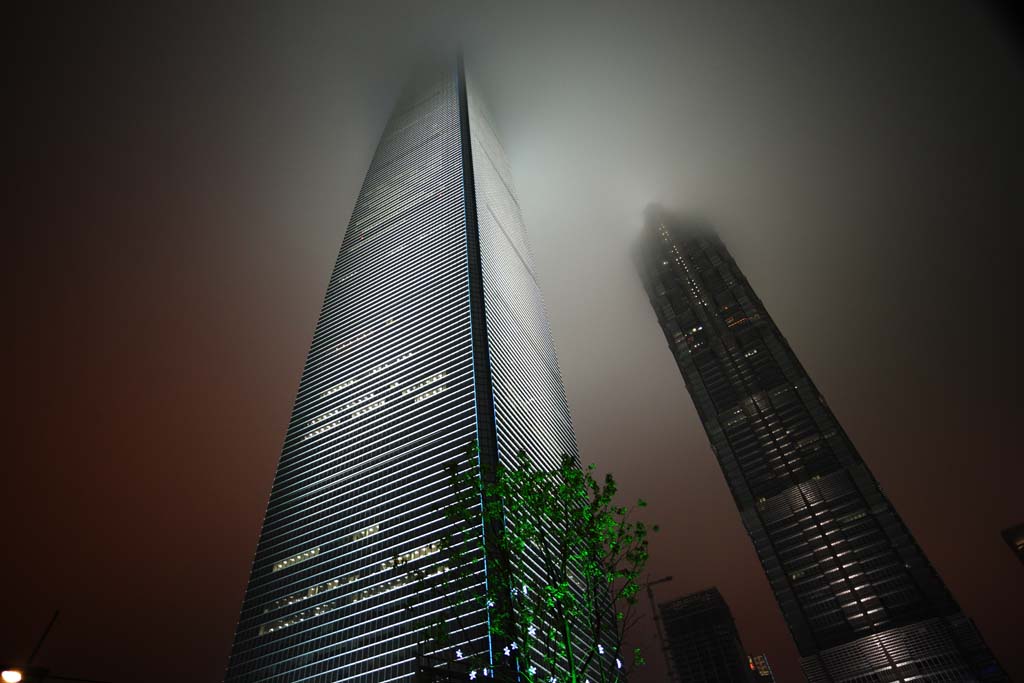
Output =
[
  {"x1": 2, "y1": 672, "x2": 24, "y2": 683},
  {"x1": 456, "y1": 649, "x2": 464, "y2": 660}
]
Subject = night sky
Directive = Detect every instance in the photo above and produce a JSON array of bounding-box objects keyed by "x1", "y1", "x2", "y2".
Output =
[{"x1": 8, "y1": 2, "x2": 1022, "y2": 682}]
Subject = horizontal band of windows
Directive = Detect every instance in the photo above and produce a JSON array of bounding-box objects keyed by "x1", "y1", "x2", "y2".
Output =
[
  {"x1": 265, "y1": 412, "x2": 478, "y2": 530},
  {"x1": 263, "y1": 427, "x2": 481, "y2": 547},
  {"x1": 281, "y1": 379, "x2": 476, "y2": 496},
  {"x1": 368, "y1": 102, "x2": 455, "y2": 168},
  {"x1": 241, "y1": 565, "x2": 487, "y2": 655},
  {"x1": 336, "y1": 188, "x2": 464, "y2": 283},
  {"x1": 343, "y1": 189, "x2": 461, "y2": 262},
  {"x1": 342, "y1": 193, "x2": 463, "y2": 276},
  {"x1": 247, "y1": 536, "x2": 484, "y2": 631},
  {"x1": 301, "y1": 359, "x2": 464, "y2": 432},
  {"x1": 267, "y1": 423, "x2": 476, "y2": 539},
  {"x1": 350, "y1": 160, "x2": 458, "y2": 230},
  {"x1": 352, "y1": 152, "x2": 464, "y2": 253},
  {"x1": 250, "y1": 521, "x2": 483, "y2": 613},
  {"x1": 308, "y1": 241, "x2": 470, "y2": 359},
  {"x1": 260, "y1": 466, "x2": 485, "y2": 562},
  {"x1": 331, "y1": 197, "x2": 462, "y2": 292},
  {"x1": 275, "y1": 397, "x2": 478, "y2": 506},
  {"x1": 296, "y1": 315, "x2": 473, "y2": 412},
  {"x1": 286, "y1": 352, "x2": 473, "y2": 458},
  {"x1": 235, "y1": 593, "x2": 488, "y2": 677},
  {"x1": 278, "y1": 379, "x2": 477, "y2": 493},
  {"x1": 307, "y1": 267, "x2": 470, "y2": 369},
  {"x1": 306, "y1": 290, "x2": 470, "y2": 387}
]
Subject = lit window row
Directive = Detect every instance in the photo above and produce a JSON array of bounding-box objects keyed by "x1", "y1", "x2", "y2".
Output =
[
  {"x1": 402, "y1": 372, "x2": 447, "y2": 396},
  {"x1": 272, "y1": 546, "x2": 320, "y2": 573},
  {"x1": 369, "y1": 351, "x2": 414, "y2": 375},
  {"x1": 380, "y1": 541, "x2": 442, "y2": 571},
  {"x1": 259, "y1": 598, "x2": 340, "y2": 636},
  {"x1": 334, "y1": 318, "x2": 396, "y2": 353},
  {"x1": 412, "y1": 385, "x2": 448, "y2": 403},
  {"x1": 263, "y1": 572, "x2": 363, "y2": 614},
  {"x1": 744, "y1": 349, "x2": 759, "y2": 358},
  {"x1": 837, "y1": 510, "x2": 868, "y2": 525},
  {"x1": 336, "y1": 330, "x2": 370, "y2": 352},
  {"x1": 304, "y1": 417, "x2": 344, "y2": 440},
  {"x1": 351, "y1": 399, "x2": 386, "y2": 419},
  {"x1": 344, "y1": 392, "x2": 377, "y2": 410},
  {"x1": 351, "y1": 524, "x2": 380, "y2": 542},
  {"x1": 319, "y1": 377, "x2": 355, "y2": 398},
  {"x1": 349, "y1": 564, "x2": 447, "y2": 604},
  {"x1": 264, "y1": 579, "x2": 341, "y2": 613},
  {"x1": 308, "y1": 405, "x2": 345, "y2": 426}
]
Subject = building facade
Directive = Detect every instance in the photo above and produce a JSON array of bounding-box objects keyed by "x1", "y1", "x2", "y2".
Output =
[
  {"x1": 659, "y1": 588, "x2": 756, "y2": 683},
  {"x1": 224, "y1": 58, "x2": 579, "y2": 683},
  {"x1": 634, "y1": 206, "x2": 1006, "y2": 682}
]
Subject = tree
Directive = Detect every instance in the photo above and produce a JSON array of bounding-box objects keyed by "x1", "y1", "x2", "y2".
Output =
[{"x1": 408, "y1": 441, "x2": 656, "y2": 683}]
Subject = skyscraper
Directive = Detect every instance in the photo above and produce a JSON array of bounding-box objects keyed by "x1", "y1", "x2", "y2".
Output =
[
  {"x1": 634, "y1": 206, "x2": 1006, "y2": 682},
  {"x1": 659, "y1": 588, "x2": 756, "y2": 683},
  {"x1": 224, "y1": 58, "x2": 578, "y2": 683}
]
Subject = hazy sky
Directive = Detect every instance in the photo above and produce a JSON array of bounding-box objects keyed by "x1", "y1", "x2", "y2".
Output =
[{"x1": 8, "y1": 2, "x2": 1023, "y2": 682}]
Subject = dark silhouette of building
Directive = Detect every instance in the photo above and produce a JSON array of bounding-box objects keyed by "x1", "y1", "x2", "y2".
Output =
[
  {"x1": 1001, "y1": 523, "x2": 1024, "y2": 565},
  {"x1": 223, "y1": 58, "x2": 581, "y2": 682},
  {"x1": 659, "y1": 588, "x2": 755, "y2": 683},
  {"x1": 634, "y1": 206, "x2": 1007, "y2": 682}
]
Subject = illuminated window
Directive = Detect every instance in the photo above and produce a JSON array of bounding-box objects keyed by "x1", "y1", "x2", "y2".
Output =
[
  {"x1": 402, "y1": 372, "x2": 447, "y2": 396},
  {"x1": 351, "y1": 524, "x2": 380, "y2": 542},
  {"x1": 349, "y1": 563, "x2": 447, "y2": 604},
  {"x1": 259, "y1": 599, "x2": 340, "y2": 635},
  {"x1": 304, "y1": 417, "x2": 345, "y2": 440},
  {"x1": 319, "y1": 378, "x2": 355, "y2": 398},
  {"x1": 380, "y1": 540, "x2": 442, "y2": 571},
  {"x1": 351, "y1": 399, "x2": 386, "y2": 419},
  {"x1": 412, "y1": 385, "x2": 447, "y2": 403},
  {"x1": 272, "y1": 547, "x2": 320, "y2": 573}
]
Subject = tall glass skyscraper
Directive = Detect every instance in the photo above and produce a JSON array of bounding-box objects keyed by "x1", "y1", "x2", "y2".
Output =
[
  {"x1": 224, "y1": 58, "x2": 578, "y2": 683},
  {"x1": 634, "y1": 206, "x2": 1006, "y2": 682}
]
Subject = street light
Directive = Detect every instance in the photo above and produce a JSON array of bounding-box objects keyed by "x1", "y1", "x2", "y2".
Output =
[{"x1": 2, "y1": 671, "x2": 24, "y2": 683}]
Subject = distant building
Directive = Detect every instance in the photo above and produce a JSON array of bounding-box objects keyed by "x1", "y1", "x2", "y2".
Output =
[
  {"x1": 747, "y1": 655, "x2": 774, "y2": 682},
  {"x1": 1002, "y1": 523, "x2": 1024, "y2": 564},
  {"x1": 634, "y1": 206, "x2": 1007, "y2": 682},
  {"x1": 660, "y1": 588, "x2": 755, "y2": 683}
]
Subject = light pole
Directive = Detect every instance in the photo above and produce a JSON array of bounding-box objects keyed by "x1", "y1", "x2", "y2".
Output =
[{"x1": 3, "y1": 612, "x2": 114, "y2": 683}]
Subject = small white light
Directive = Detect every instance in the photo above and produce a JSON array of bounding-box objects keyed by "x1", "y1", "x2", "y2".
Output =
[{"x1": 2, "y1": 672, "x2": 23, "y2": 683}]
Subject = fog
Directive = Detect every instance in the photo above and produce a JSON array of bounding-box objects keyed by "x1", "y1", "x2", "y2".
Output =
[{"x1": 9, "y1": 2, "x2": 1023, "y2": 681}]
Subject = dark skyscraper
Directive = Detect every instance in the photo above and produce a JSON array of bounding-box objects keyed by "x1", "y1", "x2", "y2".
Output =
[
  {"x1": 223, "y1": 58, "x2": 579, "y2": 682},
  {"x1": 659, "y1": 588, "x2": 755, "y2": 683},
  {"x1": 634, "y1": 207, "x2": 1006, "y2": 682}
]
